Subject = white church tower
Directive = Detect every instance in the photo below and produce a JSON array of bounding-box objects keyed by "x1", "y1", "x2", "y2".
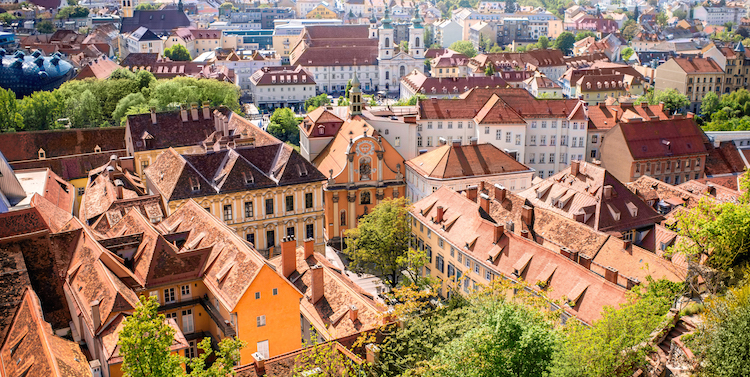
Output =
[{"x1": 409, "y1": 9, "x2": 424, "y2": 59}]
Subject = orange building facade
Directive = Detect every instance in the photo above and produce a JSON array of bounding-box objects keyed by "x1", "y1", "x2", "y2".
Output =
[{"x1": 302, "y1": 76, "x2": 407, "y2": 245}]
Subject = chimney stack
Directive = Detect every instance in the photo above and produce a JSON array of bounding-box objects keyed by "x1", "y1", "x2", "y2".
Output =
[
  {"x1": 479, "y1": 193, "x2": 490, "y2": 212},
  {"x1": 469, "y1": 137, "x2": 478, "y2": 145},
  {"x1": 613, "y1": 108, "x2": 619, "y2": 121},
  {"x1": 191, "y1": 103, "x2": 199, "y2": 121},
  {"x1": 494, "y1": 223, "x2": 504, "y2": 243},
  {"x1": 603, "y1": 185, "x2": 613, "y2": 200},
  {"x1": 520, "y1": 229, "x2": 530, "y2": 239},
  {"x1": 494, "y1": 183, "x2": 506, "y2": 203},
  {"x1": 91, "y1": 300, "x2": 101, "y2": 330},
  {"x1": 435, "y1": 206, "x2": 444, "y2": 223},
  {"x1": 366, "y1": 344, "x2": 381, "y2": 365},
  {"x1": 626, "y1": 277, "x2": 640, "y2": 290},
  {"x1": 604, "y1": 266, "x2": 619, "y2": 284},
  {"x1": 202, "y1": 101, "x2": 210, "y2": 120},
  {"x1": 181, "y1": 105, "x2": 188, "y2": 122},
  {"x1": 466, "y1": 186, "x2": 478, "y2": 202},
  {"x1": 452, "y1": 139, "x2": 461, "y2": 148},
  {"x1": 252, "y1": 353, "x2": 266, "y2": 373},
  {"x1": 623, "y1": 239, "x2": 632, "y2": 253},
  {"x1": 578, "y1": 253, "x2": 592, "y2": 269},
  {"x1": 281, "y1": 236, "x2": 297, "y2": 278},
  {"x1": 349, "y1": 305, "x2": 359, "y2": 322},
  {"x1": 114, "y1": 179, "x2": 124, "y2": 199},
  {"x1": 521, "y1": 205, "x2": 533, "y2": 225},
  {"x1": 304, "y1": 237, "x2": 314, "y2": 259},
  {"x1": 569, "y1": 249, "x2": 579, "y2": 263},
  {"x1": 570, "y1": 160, "x2": 580, "y2": 176},
  {"x1": 311, "y1": 264, "x2": 324, "y2": 303},
  {"x1": 150, "y1": 107, "x2": 157, "y2": 125},
  {"x1": 223, "y1": 117, "x2": 230, "y2": 137}
]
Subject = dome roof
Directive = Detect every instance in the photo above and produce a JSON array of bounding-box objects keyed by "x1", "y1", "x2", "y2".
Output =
[{"x1": 0, "y1": 49, "x2": 75, "y2": 98}]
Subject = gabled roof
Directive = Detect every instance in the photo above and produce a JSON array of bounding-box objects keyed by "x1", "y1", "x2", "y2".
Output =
[
  {"x1": 0, "y1": 288, "x2": 90, "y2": 377},
  {"x1": 519, "y1": 161, "x2": 664, "y2": 233},
  {"x1": 587, "y1": 102, "x2": 670, "y2": 131},
  {"x1": 269, "y1": 244, "x2": 385, "y2": 340},
  {"x1": 120, "y1": 9, "x2": 191, "y2": 34},
  {"x1": 474, "y1": 94, "x2": 525, "y2": 124},
  {"x1": 616, "y1": 118, "x2": 708, "y2": 160},
  {"x1": 400, "y1": 70, "x2": 508, "y2": 96},
  {"x1": 290, "y1": 25, "x2": 378, "y2": 67},
  {"x1": 406, "y1": 143, "x2": 532, "y2": 179},
  {"x1": 250, "y1": 65, "x2": 315, "y2": 86},
  {"x1": 412, "y1": 186, "x2": 629, "y2": 325},
  {"x1": 670, "y1": 57, "x2": 724, "y2": 74}
]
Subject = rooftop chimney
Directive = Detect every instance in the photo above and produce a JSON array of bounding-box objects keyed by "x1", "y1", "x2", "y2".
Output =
[
  {"x1": 626, "y1": 277, "x2": 640, "y2": 290},
  {"x1": 191, "y1": 103, "x2": 199, "y2": 121},
  {"x1": 479, "y1": 193, "x2": 490, "y2": 212},
  {"x1": 114, "y1": 179, "x2": 124, "y2": 199},
  {"x1": 520, "y1": 229, "x2": 530, "y2": 239},
  {"x1": 349, "y1": 305, "x2": 359, "y2": 322},
  {"x1": 603, "y1": 185, "x2": 613, "y2": 200},
  {"x1": 435, "y1": 205, "x2": 444, "y2": 223},
  {"x1": 494, "y1": 183, "x2": 506, "y2": 203},
  {"x1": 366, "y1": 344, "x2": 380, "y2": 365},
  {"x1": 304, "y1": 237, "x2": 314, "y2": 259},
  {"x1": 613, "y1": 108, "x2": 619, "y2": 121},
  {"x1": 281, "y1": 236, "x2": 296, "y2": 278},
  {"x1": 452, "y1": 139, "x2": 461, "y2": 148},
  {"x1": 494, "y1": 223, "x2": 504, "y2": 244},
  {"x1": 578, "y1": 253, "x2": 592, "y2": 269},
  {"x1": 91, "y1": 300, "x2": 101, "y2": 330},
  {"x1": 570, "y1": 160, "x2": 580, "y2": 176},
  {"x1": 181, "y1": 105, "x2": 188, "y2": 122},
  {"x1": 521, "y1": 205, "x2": 533, "y2": 225},
  {"x1": 252, "y1": 353, "x2": 266, "y2": 373},
  {"x1": 150, "y1": 107, "x2": 157, "y2": 125},
  {"x1": 202, "y1": 101, "x2": 210, "y2": 120},
  {"x1": 466, "y1": 186, "x2": 478, "y2": 202},
  {"x1": 469, "y1": 137, "x2": 478, "y2": 145},
  {"x1": 311, "y1": 264, "x2": 324, "y2": 303},
  {"x1": 604, "y1": 266, "x2": 619, "y2": 284}
]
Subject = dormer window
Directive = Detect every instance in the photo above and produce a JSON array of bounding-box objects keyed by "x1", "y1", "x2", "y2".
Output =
[
  {"x1": 94, "y1": 145, "x2": 102, "y2": 153},
  {"x1": 243, "y1": 172, "x2": 254, "y2": 185},
  {"x1": 318, "y1": 126, "x2": 325, "y2": 135},
  {"x1": 38, "y1": 148, "x2": 46, "y2": 159},
  {"x1": 190, "y1": 177, "x2": 200, "y2": 192}
]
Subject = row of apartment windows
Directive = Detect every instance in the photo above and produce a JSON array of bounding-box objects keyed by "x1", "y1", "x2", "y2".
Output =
[
  {"x1": 529, "y1": 120, "x2": 583, "y2": 129},
  {"x1": 214, "y1": 193, "x2": 315, "y2": 222},
  {"x1": 244, "y1": 223, "x2": 315, "y2": 248},
  {"x1": 528, "y1": 135, "x2": 585, "y2": 147},
  {"x1": 420, "y1": 121, "x2": 474, "y2": 130},
  {"x1": 634, "y1": 158, "x2": 702, "y2": 175}
]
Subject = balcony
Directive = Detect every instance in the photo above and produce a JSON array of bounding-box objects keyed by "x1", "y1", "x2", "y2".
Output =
[{"x1": 159, "y1": 296, "x2": 236, "y2": 337}]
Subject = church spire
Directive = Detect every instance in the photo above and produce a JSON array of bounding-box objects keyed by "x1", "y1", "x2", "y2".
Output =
[{"x1": 349, "y1": 73, "x2": 363, "y2": 116}]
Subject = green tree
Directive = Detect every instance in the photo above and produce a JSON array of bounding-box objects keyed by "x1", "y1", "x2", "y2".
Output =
[
  {"x1": 692, "y1": 276, "x2": 750, "y2": 377},
  {"x1": 36, "y1": 20, "x2": 54, "y2": 33},
  {"x1": 112, "y1": 93, "x2": 149, "y2": 125},
  {"x1": 305, "y1": 93, "x2": 330, "y2": 112},
  {"x1": 66, "y1": 0, "x2": 77, "y2": 5},
  {"x1": 185, "y1": 337, "x2": 246, "y2": 377},
  {"x1": 552, "y1": 280, "x2": 680, "y2": 377},
  {"x1": 673, "y1": 9, "x2": 687, "y2": 20},
  {"x1": 421, "y1": 302, "x2": 558, "y2": 377},
  {"x1": 448, "y1": 40, "x2": 477, "y2": 58},
  {"x1": 489, "y1": 43, "x2": 504, "y2": 53},
  {"x1": 575, "y1": 30, "x2": 596, "y2": 41},
  {"x1": 538, "y1": 35, "x2": 550, "y2": 49},
  {"x1": 485, "y1": 62, "x2": 496, "y2": 76},
  {"x1": 701, "y1": 91, "x2": 720, "y2": 116},
  {"x1": 620, "y1": 46, "x2": 634, "y2": 61},
  {"x1": 633, "y1": 4, "x2": 640, "y2": 21},
  {"x1": 423, "y1": 28, "x2": 434, "y2": 47},
  {"x1": 345, "y1": 79, "x2": 352, "y2": 98},
  {"x1": 291, "y1": 340, "x2": 366, "y2": 376},
  {"x1": 67, "y1": 89, "x2": 103, "y2": 128},
  {"x1": 119, "y1": 296, "x2": 184, "y2": 377},
  {"x1": 0, "y1": 12, "x2": 18, "y2": 24},
  {"x1": 344, "y1": 197, "x2": 412, "y2": 287},
  {"x1": 394, "y1": 94, "x2": 425, "y2": 106},
  {"x1": 135, "y1": 2, "x2": 159, "y2": 10},
  {"x1": 267, "y1": 107, "x2": 301, "y2": 145},
  {"x1": 650, "y1": 89, "x2": 689, "y2": 113},
  {"x1": 621, "y1": 19, "x2": 639, "y2": 40},
  {"x1": 19, "y1": 91, "x2": 63, "y2": 131},
  {"x1": 656, "y1": 12, "x2": 668, "y2": 27},
  {"x1": 554, "y1": 31, "x2": 575, "y2": 55},
  {"x1": 0, "y1": 87, "x2": 23, "y2": 132},
  {"x1": 219, "y1": 1, "x2": 233, "y2": 15},
  {"x1": 505, "y1": 0, "x2": 516, "y2": 12},
  {"x1": 164, "y1": 44, "x2": 192, "y2": 61},
  {"x1": 399, "y1": 40, "x2": 409, "y2": 53},
  {"x1": 55, "y1": 5, "x2": 89, "y2": 18}
]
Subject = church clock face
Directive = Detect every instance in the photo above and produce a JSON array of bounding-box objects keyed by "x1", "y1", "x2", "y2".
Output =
[{"x1": 357, "y1": 140, "x2": 375, "y2": 155}]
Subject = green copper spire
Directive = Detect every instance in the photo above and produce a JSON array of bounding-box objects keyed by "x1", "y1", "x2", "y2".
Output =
[{"x1": 382, "y1": 7, "x2": 393, "y2": 29}]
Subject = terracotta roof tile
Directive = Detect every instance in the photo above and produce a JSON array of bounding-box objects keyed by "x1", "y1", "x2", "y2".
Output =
[
  {"x1": 588, "y1": 103, "x2": 670, "y2": 131},
  {"x1": 250, "y1": 65, "x2": 315, "y2": 86},
  {"x1": 671, "y1": 57, "x2": 724, "y2": 73},
  {"x1": 616, "y1": 118, "x2": 708, "y2": 160},
  {"x1": 401, "y1": 70, "x2": 508, "y2": 95},
  {"x1": 0, "y1": 288, "x2": 90, "y2": 377},
  {"x1": 407, "y1": 143, "x2": 531, "y2": 179},
  {"x1": 704, "y1": 141, "x2": 746, "y2": 176}
]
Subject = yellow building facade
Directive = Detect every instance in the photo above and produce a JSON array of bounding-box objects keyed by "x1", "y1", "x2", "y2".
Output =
[{"x1": 306, "y1": 4, "x2": 338, "y2": 19}]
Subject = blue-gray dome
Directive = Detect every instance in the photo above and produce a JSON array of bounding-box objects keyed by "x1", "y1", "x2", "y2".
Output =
[{"x1": 0, "y1": 49, "x2": 75, "y2": 98}]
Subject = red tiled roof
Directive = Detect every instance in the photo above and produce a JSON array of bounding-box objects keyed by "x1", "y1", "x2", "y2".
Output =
[
  {"x1": 704, "y1": 141, "x2": 746, "y2": 176},
  {"x1": 406, "y1": 143, "x2": 531, "y2": 179},
  {"x1": 250, "y1": 65, "x2": 315, "y2": 86},
  {"x1": 432, "y1": 50, "x2": 470, "y2": 68},
  {"x1": 75, "y1": 55, "x2": 121, "y2": 80},
  {"x1": 474, "y1": 94, "x2": 526, "y2": 124},
  {"x1": 671, "y1": 57, "x2": 724, "y2": 74},
  {"x1": 588, "y1": 103, "x2": 670, "y2": 131},
  {"x1": 290, "y1": 25, "x2": 378, "y2": 67},
  {"x1": 401, "y1": 70, "x2": 508, "y2": 96},
  {"x1": 617, "y1": 118, "x2": 708, "y2": 160},
  {"x1": 412, "y1": 186, "x2": 630, "y2": 325}
]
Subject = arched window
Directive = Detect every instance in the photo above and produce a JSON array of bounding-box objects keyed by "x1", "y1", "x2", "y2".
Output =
[
  {"x1": 361, "y1": 191, "x2": 371, "y2": 205},
  {"x1": 415, "y1": 37, "x2": 420, "y2": 47},
  {"x1": 385, "y1": 71, "x2": 390, "y2": 80},
  {"x1": 359, "y1": 157, "x2": 372, "y2": 180},
  {"x1": 384, "y1": 37, "x2": 390, "y2": 48},
  {"x1": 340, "y1": 210, "x2": 346, "y2": 226},
  {"x1": 399, "y1": 65, "x2": 406, "y2": 77}
]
